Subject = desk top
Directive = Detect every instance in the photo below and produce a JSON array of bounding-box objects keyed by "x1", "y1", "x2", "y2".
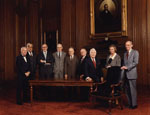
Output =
[{"x1": 29, "y1": 79, "x2": 93, "y2": 86}]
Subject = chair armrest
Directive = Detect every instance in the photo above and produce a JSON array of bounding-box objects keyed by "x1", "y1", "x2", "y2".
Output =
[
  {"x1": 93, "y1": 80, "x2": 106, "y2": 85},
  {"x1": 110, "y1": 82, "x2": 122, "y2": 88},
  {"x1": 110, "y1": 82, "x2": 122, "y2": 97}
]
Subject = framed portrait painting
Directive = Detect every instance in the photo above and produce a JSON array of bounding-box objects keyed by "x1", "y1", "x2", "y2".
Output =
[{"x1": 90, "y1": 0, "x2": 127, "y2": 38}]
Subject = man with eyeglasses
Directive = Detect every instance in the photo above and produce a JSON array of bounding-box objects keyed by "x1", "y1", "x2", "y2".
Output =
[{"x1": 37, "y1": 44, "x2": 54, "y2": 79}]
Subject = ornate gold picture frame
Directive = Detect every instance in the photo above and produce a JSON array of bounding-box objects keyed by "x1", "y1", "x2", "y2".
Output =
[{"x1": 90, "y1": 0, "x2": 127, "y2": 38}]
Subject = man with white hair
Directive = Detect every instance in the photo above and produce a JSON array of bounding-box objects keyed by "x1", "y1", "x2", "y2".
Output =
[
  {"x1": 26, "y1": 43, "x2": 36, "y2": 80},
  {"x1": 53, "y1": 44, "x2": 66, "y2": 80},
  {"x1": 64, "y1": 47, "x2": 79, "y2": 79},
  {"x1": 16, "y1": 47, "x2": 31, "y2": 105},
  {"x1": 84, "y1": 48, "x2": 103, "y2": 82}
]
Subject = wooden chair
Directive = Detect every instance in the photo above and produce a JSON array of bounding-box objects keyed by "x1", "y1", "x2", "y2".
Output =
[{"x1": 90, "y1": 81, "x2": 123, "y2": 115}]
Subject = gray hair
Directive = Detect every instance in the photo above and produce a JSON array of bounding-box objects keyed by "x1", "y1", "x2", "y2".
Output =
[
  {"x1": 26, "y1": 43, "x2": 33, "y2": 48},
  {"x1": 21, "y1": 47, "x2": 27, "y2": 52},
  {"x1": 57, "y1": 43, "x2": 63, "y2": 48},
  {"x1": 89, "y1": 48, "x2": 97, "y2": 54}
]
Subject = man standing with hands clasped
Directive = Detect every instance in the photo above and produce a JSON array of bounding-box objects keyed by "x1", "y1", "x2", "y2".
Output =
[
  {"x1": 16, "y1": 47, "x2": 31, "y2": 105},
  {"x1": 121, "y1": 41, "x2": 139, "y2": 109}
]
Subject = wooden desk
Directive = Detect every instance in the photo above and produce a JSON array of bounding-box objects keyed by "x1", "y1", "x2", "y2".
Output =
[{"x1": 29, "y1": 79, "x2": 94, "y2": 104}]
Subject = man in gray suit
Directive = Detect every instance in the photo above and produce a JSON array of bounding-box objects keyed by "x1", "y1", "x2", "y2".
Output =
[
  {"x1": 65, "y1": 47, "x2": 79, "y2": 80},
  {"x1": 53, "y1": 44, "x2": 66, "y2": 80},
  {"x1": 121, "y1": 41, "x2": 139, "y2": 109}
]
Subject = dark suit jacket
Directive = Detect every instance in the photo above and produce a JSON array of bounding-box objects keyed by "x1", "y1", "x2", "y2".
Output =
[
  {"x1": 27, "y1": 51, "x2": 37, "y2": 77},
  {"x1": 37, "y1": 51, "x2": 54, "y2": 76},
  {"x1": 64, "y1": 55, "x2": 79, "y2": 79},
  {"x1": 84, "y1": 57, "x2": 103, "y2": 82},
  {"x1": 16, "y1": 55, "x2": 31, "y2": 80},
  {"x1": 78, "y1": 55, "x2": 88, "y2": 77}
]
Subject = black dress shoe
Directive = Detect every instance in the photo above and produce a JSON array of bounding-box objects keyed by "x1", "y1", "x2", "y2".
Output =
[
  {"x1": 17, "y1": 102, "x2": 23, "y2": 105},
  {"x1": 130, "y1": 105, "x2": 138, "y2": 109}
]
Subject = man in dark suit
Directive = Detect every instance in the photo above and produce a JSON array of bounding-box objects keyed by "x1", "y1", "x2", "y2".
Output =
[
  {"x1": 121, "y1": 41, "x2": 139, "y2": 109},
  {"x1": 84, "y1": 48, "x2": 103, "y2": 82},
  {"x1": 78, "y1": 48, "x2": 88, "y2": 80},
  {"x1": 64, "y1": 47, "x2": 79, "y2": 80},
  {"x1": 16, "y1": 47, "x2": 31, "y2": 105},
  {"x1": 26, "y1": 43, "x2": 36, "y2": 80},
  {"x1": 37, "y1": 44, "x2": 54, "y2": 79}
]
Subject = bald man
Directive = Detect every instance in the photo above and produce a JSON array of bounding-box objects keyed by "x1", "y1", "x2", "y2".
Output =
[
  {"x1": 121, "y1": 41, "x2": 139, "y2": 109},
  {"x1": 37, "y1": 44, "x2": 54, "y2": 79},
  {"x1": 53, "y1": 44, "x2": 66, "y2": 80},
  {"x1": 84, "y1": 48, "x2": 103, "y2": 82},
  {"x1": 64, "y1": 47, "x2": 79, "y2": 79},
  {"x1": 16, "y1": 47, "x2": 31, "y2": 105}
]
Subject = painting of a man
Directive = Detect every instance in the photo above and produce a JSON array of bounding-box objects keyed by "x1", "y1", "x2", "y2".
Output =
[{"x1": 100, "y1": 4, "x2": 113, "y2": 25}]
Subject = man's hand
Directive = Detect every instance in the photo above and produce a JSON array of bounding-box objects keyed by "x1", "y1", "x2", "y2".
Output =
[
  {"x1": 80, "y1": 74, "x2": 84, "y2": 80},
  {"x1": 25, "y1": 71, "x2": 30, "y2": 77},
  {"x1": 106, "y1": 66, "x2": 111, "y2": 68},
  {"x1": 86, "y1": 77, "x2": 93, "y2": 82},
  {"x1": 65, "y1": 74, "x2": 68, "y2": 80},
  {"x1": 40, "y1": 60, "x2": 46, "y2": 63},
  {"x1": 101, "y1": 77, "x2": 104, "y2": 82},
  {"x1": 121, "y1": 66, "x2": 128, "y2": 70}
]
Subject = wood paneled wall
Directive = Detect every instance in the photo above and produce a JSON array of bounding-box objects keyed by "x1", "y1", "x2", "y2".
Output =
[{"x1": 0, "y1": 0, "x2": 150, "y2": 87}]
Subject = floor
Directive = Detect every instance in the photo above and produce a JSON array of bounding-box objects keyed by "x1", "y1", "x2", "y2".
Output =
[{"x1": 0, "y1": 82, "x2": 150, "y2": 115}]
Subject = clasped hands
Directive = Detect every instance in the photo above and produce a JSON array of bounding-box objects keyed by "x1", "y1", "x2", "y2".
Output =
[
  {"x1": 121, "y1": 66, "x2": 128, "y2": 70},
  {"x1": 25, "y1": 71, "x2": 30, "y2": 77}
]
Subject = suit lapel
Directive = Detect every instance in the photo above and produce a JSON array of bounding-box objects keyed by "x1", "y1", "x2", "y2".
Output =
[
  {"x1": 42, "y1": 52, "x2": 46, "y2": 60},
  {"x1": 128, "y1": 49, "x2": 134, "y2": 60}
]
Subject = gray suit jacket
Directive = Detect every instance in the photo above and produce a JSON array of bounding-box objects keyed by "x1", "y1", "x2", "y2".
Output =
[
  {"x1": 53, "y1": 51, "x2": 66, "y2": 74},
  {"x1": 106, "y1": 54, "x2": 121, "y2": 67},
  {"x1": 64, "y1": 55, "x2": 79, "y2": 79},
  {"x1": 123, "y1": 49, "x2": 139, "y2": 79}
]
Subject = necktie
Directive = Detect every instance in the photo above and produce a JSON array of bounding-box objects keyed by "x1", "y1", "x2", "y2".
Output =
[
  {"x1": 70, "y1": 56, "x2": 73, "y2": 60},
  {"x1": 58, "y1": 52, "x2": 60, "y2": 58},
  {"x1": 30, "y1": 52, "x2": 33, "y2": 56},
  {"x1": 81, "y1": 57, "x2": 84, "y2": 63},
  {"x1": 126, "y1": 51, "x2": 129, "y2": 59},
  {"x1": 92, "y1": 58, "x2": 96, "y2": 68}
]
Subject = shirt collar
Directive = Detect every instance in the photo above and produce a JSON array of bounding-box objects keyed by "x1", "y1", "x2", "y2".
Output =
[
  {"x1": 127, "y1": 49, "x2": 132, "y2": 54},
  {"x1": 43, "y1": 51, "x2": 47, "y2": 54},
  {"x1": 109, "y1": 53, "x2": 117, "y2": 60}
]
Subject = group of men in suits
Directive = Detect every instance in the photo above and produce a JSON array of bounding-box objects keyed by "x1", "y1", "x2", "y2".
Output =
[{"x1": 16, "y1": 41, "x2": 139, "y2": 110}]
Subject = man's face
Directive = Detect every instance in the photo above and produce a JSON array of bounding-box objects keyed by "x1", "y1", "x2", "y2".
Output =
[
  {"x1": 42, "y1": 44, "x2": 48, "y2": 52},
  {"x1": 80, "y1": 49, "x2": 87, "y2": 57},
  {"x1": 104, "y1": 4, "x2": 108, "y2": 10},
  {"x1": 27, "y1": 45, "x2": 33, "y2": 52},
  {"x1": 57, "y1": 44, "x2": 63, "y2": 52},
  {"x1": 21, "y1": 48, "x2": 27, "y2": 56},
  {"x1": 90, "y1": 50, "x2": 96, "y2": 58},
  {"x1": 68, "y1": 48, "x2": 74, "y2": 56},
  {"x1": 125, "y1": 41, "x2": 133, "y2": 51}
]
